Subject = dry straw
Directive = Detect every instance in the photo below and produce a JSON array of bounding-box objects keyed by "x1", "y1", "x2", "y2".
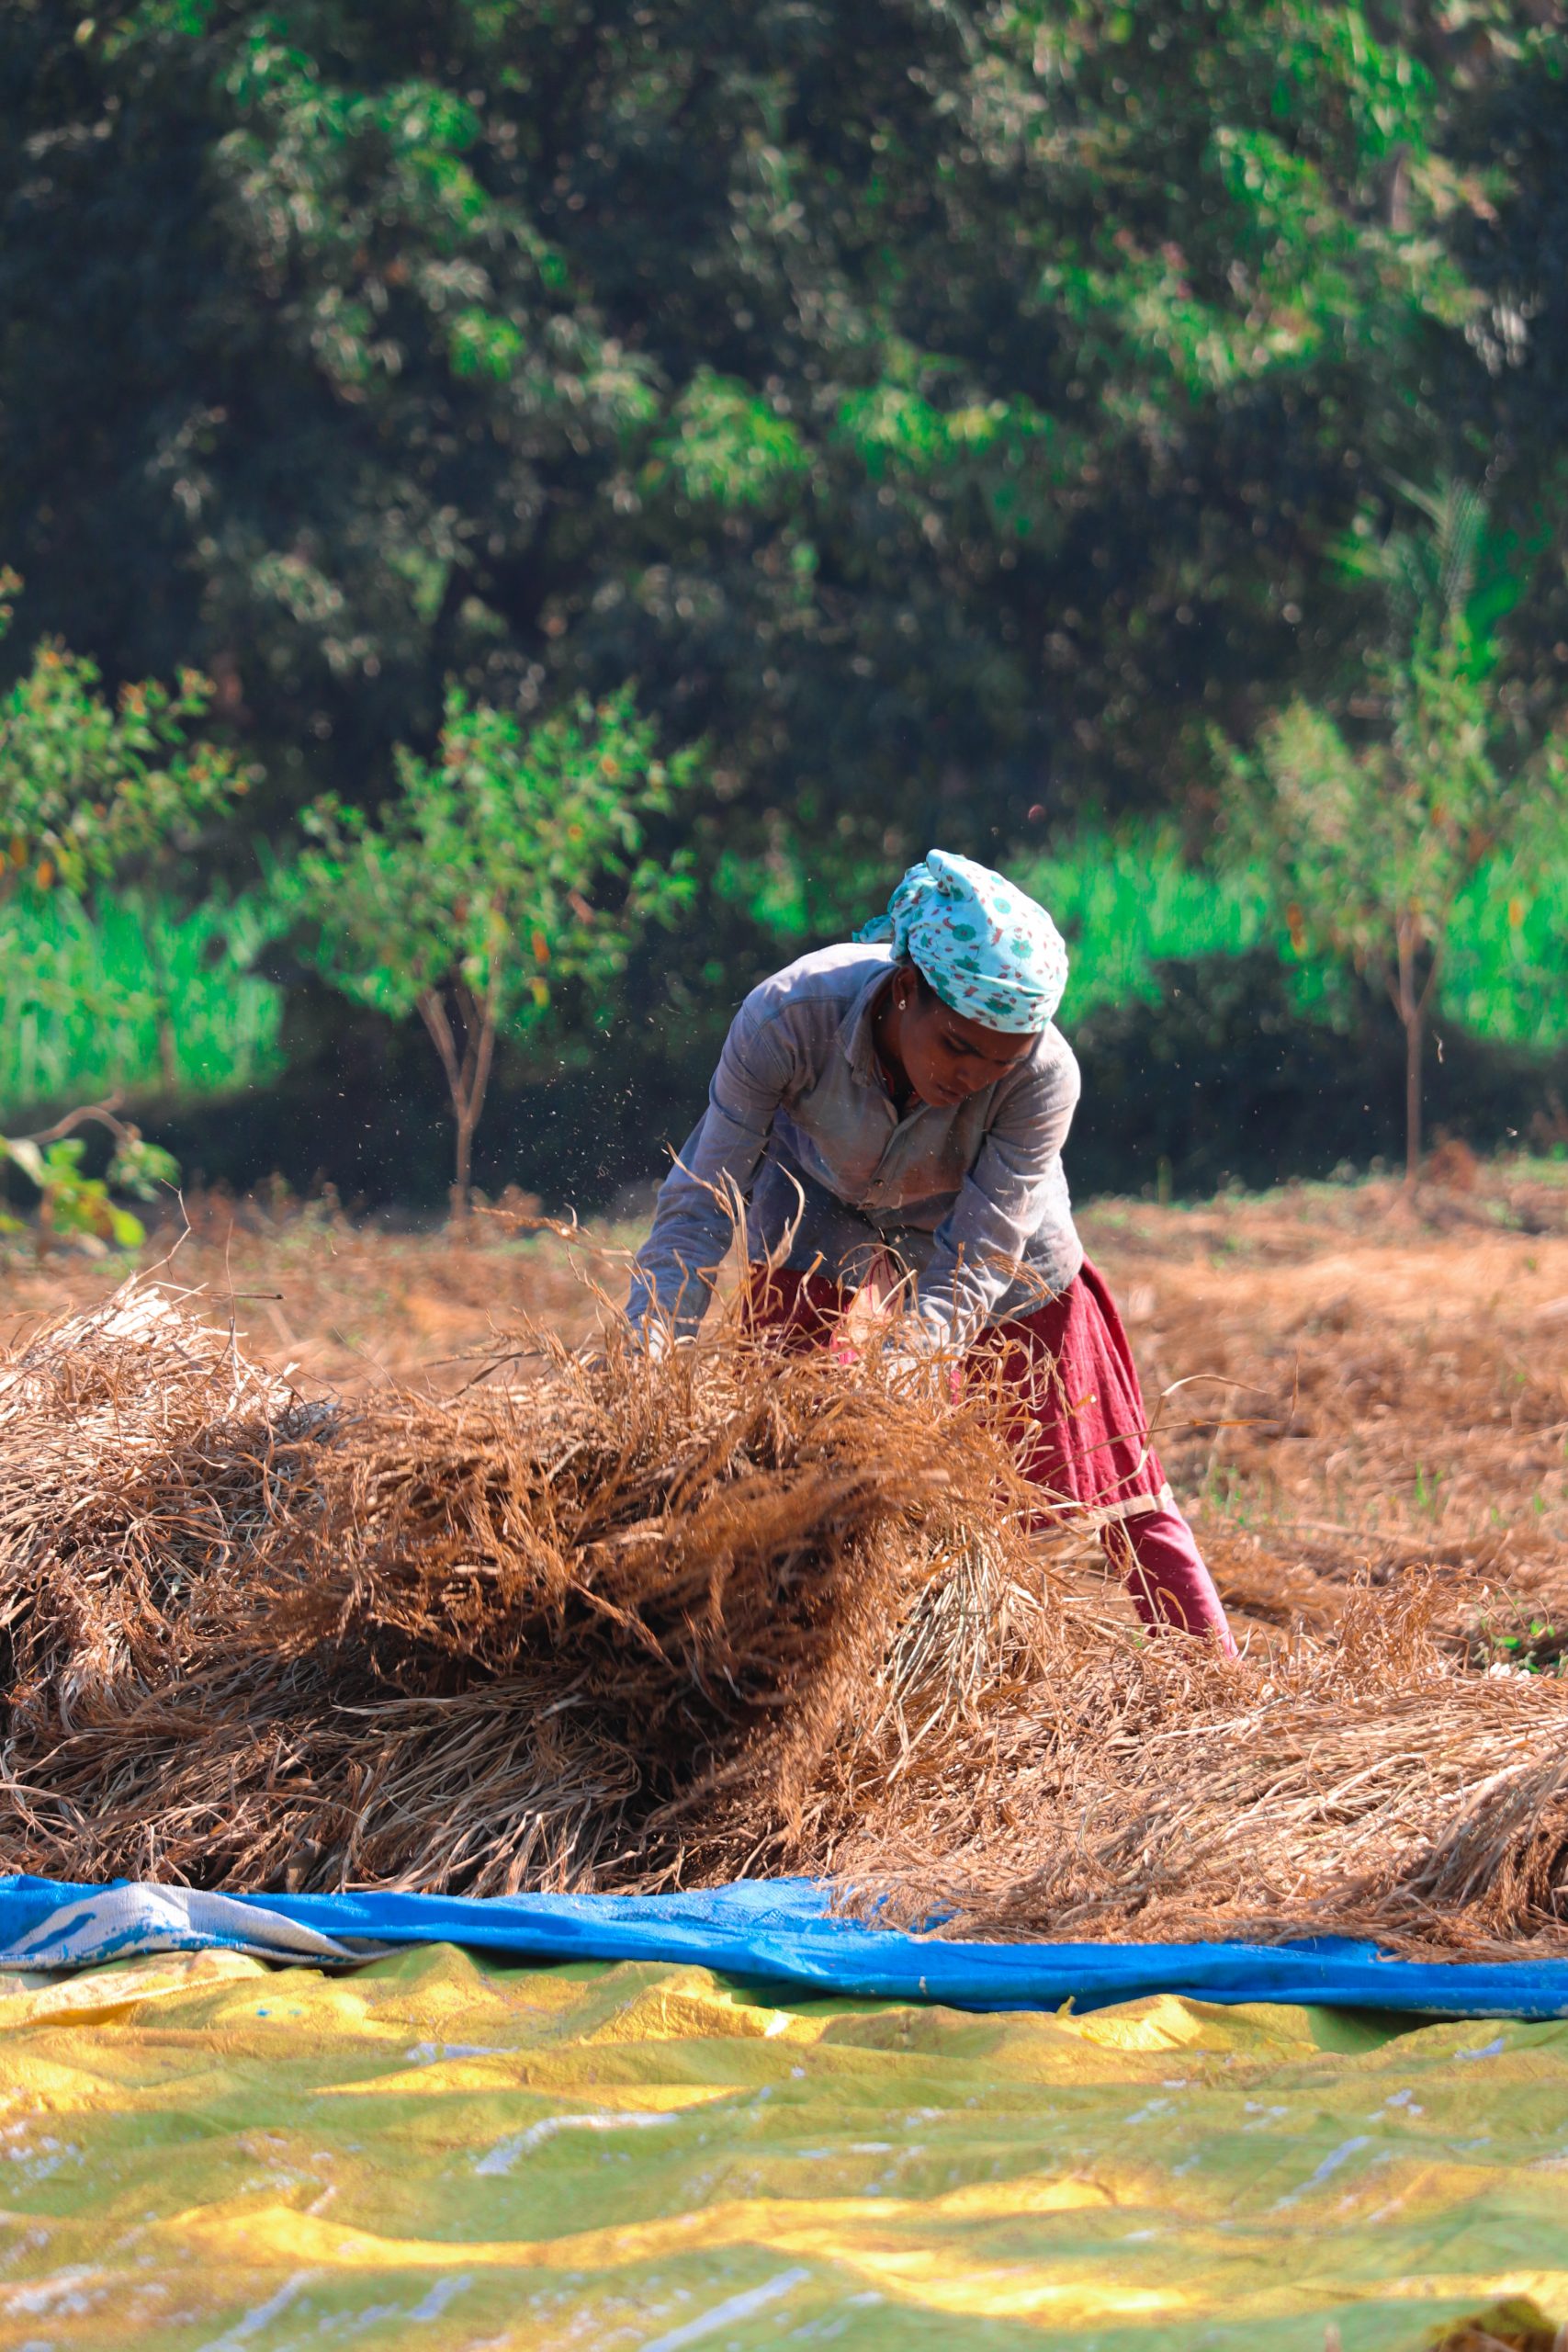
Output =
[{"x1": 1, "y1": 1280, "x2": 1566, "y2": 1956}]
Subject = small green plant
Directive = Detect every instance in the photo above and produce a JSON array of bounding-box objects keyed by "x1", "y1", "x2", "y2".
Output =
[
  {"x1": 1413, "y1": 1460, "x2": 1446, "y2": 1516},
  {"x1": 0, "y1": 1104, "x2": 178, "y2": 1255},
  {"x1": 1474, "y1": 1609, "x2": 1567, "y2": 1678},
  {"x1": 284, "y1": 684, "x2": 700, "y2": 1220},
  {"x1": 0, "y1": 564, "x2": 255, "y2": 1088}
]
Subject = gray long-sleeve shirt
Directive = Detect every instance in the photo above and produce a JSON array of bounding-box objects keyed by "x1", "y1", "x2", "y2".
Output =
[{"x1": 627, "y1": 943, "x2": 1085, "y2": 1345}]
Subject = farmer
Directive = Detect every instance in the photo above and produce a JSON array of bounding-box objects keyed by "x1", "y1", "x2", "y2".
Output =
[{"x1": 627, "y1": 849, "x2": 1235, "y2": 1650}]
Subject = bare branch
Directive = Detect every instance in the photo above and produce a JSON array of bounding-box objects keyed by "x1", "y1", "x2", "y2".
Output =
[{"x1": 9, "y1": 1097, "x2": 132, "y2": 1149}]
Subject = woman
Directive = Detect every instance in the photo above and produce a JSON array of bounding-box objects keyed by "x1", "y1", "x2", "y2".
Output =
[{"x1": 627, "y1": 850, "x2": 1235, "y2": 1649}]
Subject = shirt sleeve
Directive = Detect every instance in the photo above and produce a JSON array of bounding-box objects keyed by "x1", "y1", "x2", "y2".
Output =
[
  {"x1": 913, "y1": 1042, "x2": 1082, "y2": 1349},
  {"x1": 626, "y1": 996, "x2": 800, "y2": 1338}
]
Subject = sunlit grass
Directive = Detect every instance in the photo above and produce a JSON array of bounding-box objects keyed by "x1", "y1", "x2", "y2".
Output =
[
  {"x1": 1011, "y1": 825, "x2": 1268, "y2": 1016},
  {"x1": 0, "y1": 889, "x2": 285, "y2": 1116},
  {"x1": 1013, "y1": 823, "x2": 1568, "y2": 1045},
  {"x1": 4, "y1": 821, "x2": 1567, "y2": 1122}
]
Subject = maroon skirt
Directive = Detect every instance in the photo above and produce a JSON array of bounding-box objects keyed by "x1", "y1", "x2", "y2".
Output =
[{"x1": 743, "y1": 1256, "x2": 1173, "y2": 1526}]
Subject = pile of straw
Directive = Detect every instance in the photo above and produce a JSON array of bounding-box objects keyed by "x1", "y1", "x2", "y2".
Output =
[
  {"x1": 3, "y1": 1282, "x2": 1567, "y2": 1956},
  {"x1": 0, "y1": 1283, "x2": 1025, "y2": 1895}
]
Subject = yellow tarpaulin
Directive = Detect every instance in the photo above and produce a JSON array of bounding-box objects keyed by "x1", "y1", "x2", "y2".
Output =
[{"x1": 0, "y1": 1946, "x2": 1562, "y2": 2350}]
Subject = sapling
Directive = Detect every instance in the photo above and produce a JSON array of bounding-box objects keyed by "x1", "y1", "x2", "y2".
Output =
[
  {"x1": 286, "y1": 684, "x2": 699, "y2": 1221},
  {"x1": 0, "y1": 566, "x2": 244, "y2": 1232},
  {"x1": 1220, "y1": 483, "x2": 1567, "y2": 1190}
]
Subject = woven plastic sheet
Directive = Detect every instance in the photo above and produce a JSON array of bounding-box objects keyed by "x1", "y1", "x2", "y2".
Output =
[
  {"x1": 0, "y1": 1943, "x2": 1562, "y2": 2349},
  {"x1": 4, "y1": 1874, "x2": 1568, "y2": 2018}
]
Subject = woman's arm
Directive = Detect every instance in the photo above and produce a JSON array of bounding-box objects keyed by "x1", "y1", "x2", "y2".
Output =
[
  {"x1": 626, "y1": 997, "x2": 798, "y2": 1340},
  {"x1": 914, "y1": 1041, "x2": 1082, "y2": 1348}
]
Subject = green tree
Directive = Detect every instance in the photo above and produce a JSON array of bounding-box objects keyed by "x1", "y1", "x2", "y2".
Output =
[
  {"x1": 286, "y1": 685, "x2": 699, "y2": 1219},
  {"x1": 1220, "y1": 482, "x2": 1566, "y2": 1191},
  {"x1": 0, "y1": 564, "x2": 243, "y2": 1250},
  {"x1": 8, "y1": 1, "x2": 1565, "y2": 1200},
  {"x1": 0, "y1": 1, "x2": 1524, "y2": 938}
]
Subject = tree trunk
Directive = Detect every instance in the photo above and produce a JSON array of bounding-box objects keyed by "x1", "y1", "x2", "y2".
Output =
[
  {"x1": 450, "y1": 1115, "x2": 476, "y2": 1232},
  {"x1": 1394, "y1": 914, "x2": 1435, "y2": 1197},
  {"x1": 1401, "y1": 908, "x2": 1429, "y2": 1185},
  {"x1": 417, "y1": 980, "x2": 499, "y2": 1233},
  {"x1": 1403, "y1": 992, "x2": 1423, "y2": 1194}
]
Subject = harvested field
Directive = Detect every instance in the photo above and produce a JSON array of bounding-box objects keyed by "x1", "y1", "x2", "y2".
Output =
[{"x1": 4, "y1": 1159, "x2": 1568, "y2": 1958}]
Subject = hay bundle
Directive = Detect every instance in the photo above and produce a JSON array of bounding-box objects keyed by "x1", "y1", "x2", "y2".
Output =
[
  {"x1": 0, "y1": 1289, "x2": 316, "y2": 1734},
  {"x1": 3, "y1": 1281, "x2": 1568, "y2": 1957},
  {"x1": 0, "y1": 1283, "x2": 1027, "y2": 1894},
  {"x1": 841, "y1": 1575, "x2": 1568, "y2": 1956}
]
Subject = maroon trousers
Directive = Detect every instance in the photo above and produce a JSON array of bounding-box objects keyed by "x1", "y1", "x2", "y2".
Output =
[{"x1": 744, "y1": 1257, "x2": 1235, "y2": 1651}]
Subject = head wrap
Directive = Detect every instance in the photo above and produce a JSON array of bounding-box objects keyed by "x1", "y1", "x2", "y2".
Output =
[{"x1": 853, "y1": 849, "x2": 1068, "y2": 1035}]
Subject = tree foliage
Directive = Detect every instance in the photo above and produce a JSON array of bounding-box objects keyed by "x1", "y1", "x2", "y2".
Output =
[
  {"x1": 5, "y1": 5, "x2": 1557, "y2": 920},
  {"x1": 0, "y1": 561, "x2": 254, "y2": 1087},
  {"x1": 0, "y1": 569, "x2": 245, "y2": 899},
  {"x1": 0, "y1": 1107, "x2": 177, "y2": 1257}
]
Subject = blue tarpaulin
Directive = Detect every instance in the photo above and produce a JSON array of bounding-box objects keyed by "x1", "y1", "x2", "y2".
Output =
[{"x1": 3, "y1": 1871, "x2": 1568, "y2": 2017}]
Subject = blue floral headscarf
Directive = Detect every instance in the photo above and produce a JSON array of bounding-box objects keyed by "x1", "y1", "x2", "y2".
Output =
[{"x1": 854, "y1": 849, "x2": 1069, "y2": 1035}]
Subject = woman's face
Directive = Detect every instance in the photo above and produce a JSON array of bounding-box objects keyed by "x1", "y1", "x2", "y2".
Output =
[{"x1": 892, "y1": 974, "x2": 1035, "y2": 1106}]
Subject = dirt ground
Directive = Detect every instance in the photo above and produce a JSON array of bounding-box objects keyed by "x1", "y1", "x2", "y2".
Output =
[{"x1": 7, "y1": 1152, "x2": 1568, "y2": 1654}]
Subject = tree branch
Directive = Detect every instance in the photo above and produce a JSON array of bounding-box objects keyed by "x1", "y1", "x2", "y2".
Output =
[
  {"x1": 1417, "y1": 937, "x2": 1446, "y2": 1012},
  {"x1": 465, "y1": 980, "x2": 500, "y2": 1140},
  {"x1": 9, "y1": 1096, "x2": 132, "y2": 1148},
  {"x1": 416, "y1": 987, "x2": 465, "y2": 1114}
]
